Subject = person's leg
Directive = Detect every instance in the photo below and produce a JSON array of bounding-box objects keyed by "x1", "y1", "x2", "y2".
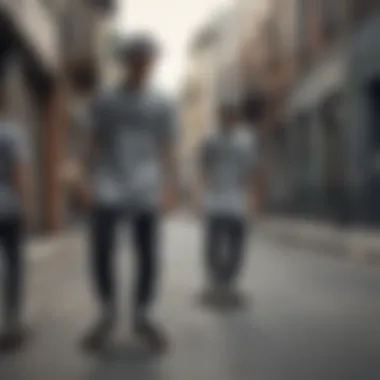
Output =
[
  {"x1": 131, "y1": 212, "x2": 158, "y2": 318},
  {"x1": 204, "y1": 216, "x2": 223, "y2": 288},
  {"x1": 130, "y1": 212, "x2": 167, "y2": 350},
  {"x1": 223, "y1": 217, "x2": 246, "y2": 290},
  {"x1": 90, "y1": 207, "x2": 118, "y2": 315},
  {"x1": 2, "y1": 217, "x2": 23, "y2": 324},
  {"x1": 0, "y1": 216, "x2": 26, "y2": 349},
  {"x1": 81, "y1": 207, "x2": 118, "y2": 349}
]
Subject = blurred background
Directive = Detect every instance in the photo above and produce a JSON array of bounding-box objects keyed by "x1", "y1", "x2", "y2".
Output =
[
  {"x1": 1, "y1": 0, "x2": 380, "y2": 378},
  {"x1": 180, "y1": 0, "x2": 380, "y2": 228},
  {"x1": 1, "y1": 0, "x2": 379, "y2": 233}
]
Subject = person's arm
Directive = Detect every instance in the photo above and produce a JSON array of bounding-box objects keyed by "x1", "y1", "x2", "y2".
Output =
[{"x1": 12, "y1": 128, "x2": 34, "y2": 228}]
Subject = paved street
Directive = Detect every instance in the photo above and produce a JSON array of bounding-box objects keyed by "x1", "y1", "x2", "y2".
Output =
[{"x1": 1, "y1": 215, "x2": 380, "y2": 379}]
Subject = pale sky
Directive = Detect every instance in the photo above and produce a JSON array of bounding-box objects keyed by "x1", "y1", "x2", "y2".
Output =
[{"x1": 115, "y1": 0, "x2": 232, "y2": 94}]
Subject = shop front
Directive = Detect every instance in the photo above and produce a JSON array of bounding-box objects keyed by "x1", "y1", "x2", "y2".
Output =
[
  {"x1": 347, "y1": 12, "x2": 380, "y2": 226},
  {"x1": 286, "y1": 48, "x2": 347, "y2": 221}
]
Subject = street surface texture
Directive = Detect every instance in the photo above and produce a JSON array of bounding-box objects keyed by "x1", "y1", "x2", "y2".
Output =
[{"x1": 1, "y1": 215, "x2": 380, "y2": 380}]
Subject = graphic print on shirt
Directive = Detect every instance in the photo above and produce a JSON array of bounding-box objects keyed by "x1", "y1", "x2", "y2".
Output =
[
  {"x1": 116, "y1": 123, "x2": 160, "y2": 201},
  {"x1": 91, "y1": 87, "x2": 173, "y2": 210},
  {"x1": 213, "y1": 144, "x2": 243, "y2": 194}
]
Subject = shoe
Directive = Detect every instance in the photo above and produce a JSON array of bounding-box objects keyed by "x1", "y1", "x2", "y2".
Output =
[
  {"x1": 0, "y1": 323, "x2": 29, "y2": 353},
  {"x1": 133, "y1": 317, "x2": 169, "y2": 353},
  {"x1": 80, "y1": 314, "x2": 115, "y2": 352}
]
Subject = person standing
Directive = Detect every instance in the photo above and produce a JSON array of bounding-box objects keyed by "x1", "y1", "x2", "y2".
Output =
[
  {"x1": 80, "y1": 33, "x2": 177, "y2": 351},
  {"x1": 0, "y1": 79, "x2": 32, "y2": 351},
  {"x1": 196, "y1": 102, "x2": 260, "y2": 298}
]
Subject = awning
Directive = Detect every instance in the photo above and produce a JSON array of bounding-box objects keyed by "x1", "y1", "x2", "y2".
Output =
[{"x1": 287, "y1": 49, "x2": 346, "y2": 114}]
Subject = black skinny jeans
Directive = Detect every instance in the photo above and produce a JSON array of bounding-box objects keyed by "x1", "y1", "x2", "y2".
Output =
[
  {"x1": 0, "y1": 216, "x2": 23, "y2": 324},
  {"x1": 205, "y1": 216, "x2": 246, "y2": 287},
  {"x1": 89, "y1": 207, "x2": 159, "y2": 314}
]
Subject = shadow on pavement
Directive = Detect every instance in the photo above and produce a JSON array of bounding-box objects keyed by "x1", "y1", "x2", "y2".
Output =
[{"x1": 83, "y1": 335, "x2": 166, "y2": 380}]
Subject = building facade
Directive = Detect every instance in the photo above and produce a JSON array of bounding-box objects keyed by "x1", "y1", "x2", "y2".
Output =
[
  {"x1": 241, "y1": 0, "x2": 380, "y2": 226},
  {"x1": 180, "y1": 5, "x2": 267, "y2": 189},
  {"x1": 180, "y1": 23, "x2": 220, "y2": 196},
  {"x1": 283, "y1": 0, "x2": 380, "y2": 225},
  {"x1": 346, "y1": 1, "x2": 380, "y2": 225},
  {"x1": 284, "y1": 0, "x2": 349, "y2": 219},
  {"x1": 0, "y1": 0, "x2": 116, "y2": 231},
  {"x1": 237, "y1": 0, "x2": 298, "y2": 212},
  {"x1": 0, "y1": 0, "x2": 61, "y2": 232}
]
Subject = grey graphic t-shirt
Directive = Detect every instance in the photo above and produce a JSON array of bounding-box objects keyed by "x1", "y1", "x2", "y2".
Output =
[
  {"x1": 200, "y1": 127, "x2": 258, "y2": 218},
  {"x1": 0, "y1": 121, "x2": 29, "y2": 216},
  {"x1": 88, "y1": 86, "x2": 175, "y2": 212}
]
